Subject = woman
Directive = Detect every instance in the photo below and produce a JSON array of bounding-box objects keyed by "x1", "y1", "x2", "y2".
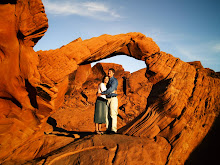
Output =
[{"x1": 94, "y1": 76, "x2": 109, "y2": 134}]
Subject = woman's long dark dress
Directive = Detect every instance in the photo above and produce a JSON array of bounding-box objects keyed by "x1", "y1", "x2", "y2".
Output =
[{"x1": 94, "y1": 83, "x2": 107, "y2": 124}]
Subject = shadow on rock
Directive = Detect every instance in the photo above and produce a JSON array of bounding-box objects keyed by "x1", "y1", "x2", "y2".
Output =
[
  {"x1": 185, "y1": 114, "x2": 220, "y2": 165},
  {"x1": 46, "y1": 117, "x2": 94, "y2": 138}
]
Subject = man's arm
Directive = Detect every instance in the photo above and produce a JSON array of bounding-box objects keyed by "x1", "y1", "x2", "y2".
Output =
[{"x1": 101, "y1": 80, "x2": 117, "y2": 95}]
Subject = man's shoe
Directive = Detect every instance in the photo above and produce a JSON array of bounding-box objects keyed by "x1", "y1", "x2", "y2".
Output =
[
  {"x1": 105, "y1": 130, "x2": 111, "y2": 134},
  {"x1": 110, "y1": 131, "x2": 117, "y2": 134}
]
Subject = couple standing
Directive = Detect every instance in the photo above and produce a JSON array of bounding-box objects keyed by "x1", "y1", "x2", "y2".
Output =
[{"x1": 94, "y1": 68, "x2": 118, "y2": 135}]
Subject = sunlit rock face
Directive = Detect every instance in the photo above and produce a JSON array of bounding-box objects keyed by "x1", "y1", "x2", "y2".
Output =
[
  {"x1": 0, "y1": 0, "x2": 220, "y2": 164},
  {"x1": 0, "y1": 0, "x2": 49, "y2": 161}
]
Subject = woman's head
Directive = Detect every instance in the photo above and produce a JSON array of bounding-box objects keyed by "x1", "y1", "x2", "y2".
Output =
[{"x1": 102, "y1": 75, "x2": 109, "y2": 84}]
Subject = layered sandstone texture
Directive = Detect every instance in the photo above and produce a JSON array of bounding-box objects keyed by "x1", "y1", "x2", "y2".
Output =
[{"x1": 0, "y1": 0, "x2": 220, "y2": 165}]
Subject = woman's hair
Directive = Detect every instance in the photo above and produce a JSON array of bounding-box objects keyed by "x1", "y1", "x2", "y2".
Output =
[{"x1": 102, "y1": 75, "x2": 109, "y2": 83}]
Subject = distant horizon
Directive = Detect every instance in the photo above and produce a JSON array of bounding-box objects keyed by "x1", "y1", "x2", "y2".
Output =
[
  {"x1": 91, "y1": 60, "x2": 145, "y2": 74},
  {"x1": 90, "y1": 55, "x2": 146, "y2": 73},
  {"x1": 90, "y1": 56, "x2": 218, "y2": 74}
]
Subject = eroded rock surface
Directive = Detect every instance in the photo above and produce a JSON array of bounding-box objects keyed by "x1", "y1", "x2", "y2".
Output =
[{"x1": 0, "y1": 0, "x2": 220, "y2": 164}]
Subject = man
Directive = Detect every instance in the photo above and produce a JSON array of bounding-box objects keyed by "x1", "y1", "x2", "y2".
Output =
[{"x1": 98, "y1": 68, "x2": 118, "y2": 134}]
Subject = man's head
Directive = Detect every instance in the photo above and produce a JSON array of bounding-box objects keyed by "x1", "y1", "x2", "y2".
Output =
[{"x1": 108, "y1": 68, "x2": 115, "y2": 78}]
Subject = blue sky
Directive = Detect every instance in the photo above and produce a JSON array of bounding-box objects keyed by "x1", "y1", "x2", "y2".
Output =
[{"x1": 34, "y1": 0, "x2": 220, "y2": 73}]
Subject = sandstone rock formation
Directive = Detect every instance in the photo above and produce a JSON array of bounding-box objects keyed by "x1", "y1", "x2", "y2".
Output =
[
  {"x1": 51, "y1": 63, "x2": 151, "y2": 133},
  {"x1": 0, "y1": 0, "x2": 220, "y2": 164}
]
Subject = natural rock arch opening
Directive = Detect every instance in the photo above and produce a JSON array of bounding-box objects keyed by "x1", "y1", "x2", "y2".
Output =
[
  {"x1": 51, "y1": 56, "x2": 150, "y2": 133},
  {"x1": 91, "y1": 55, "x2": 147, "y2": 73}
]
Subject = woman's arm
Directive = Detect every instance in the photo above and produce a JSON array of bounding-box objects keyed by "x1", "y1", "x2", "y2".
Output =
[
  {"x1": 100, "y1": 83, "x2": 106, "y2": 93},
  {"x1": 101, "y1": 80, "x2": 117, "y2": 95}
]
